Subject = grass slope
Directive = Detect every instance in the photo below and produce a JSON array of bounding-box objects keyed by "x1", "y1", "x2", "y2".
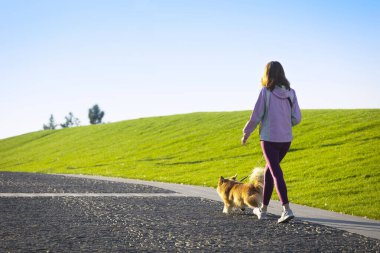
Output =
[{"x1": 0, "y1": 110, "x2": 379, "y2": 220}]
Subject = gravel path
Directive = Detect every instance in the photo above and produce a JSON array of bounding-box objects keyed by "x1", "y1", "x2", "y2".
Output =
[{"x1": 0, "y1": 172, "x2": 379, "y2": 252}]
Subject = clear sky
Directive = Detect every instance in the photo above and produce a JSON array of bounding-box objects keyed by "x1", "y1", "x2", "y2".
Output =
[{"x1": 1, "y1": 0, "x2": 379, "y2": 139}]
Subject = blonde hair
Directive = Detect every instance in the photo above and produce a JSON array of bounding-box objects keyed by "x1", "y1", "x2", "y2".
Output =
[{"x1": 261, "y1": 61, "x2": 290, "y2": 91}]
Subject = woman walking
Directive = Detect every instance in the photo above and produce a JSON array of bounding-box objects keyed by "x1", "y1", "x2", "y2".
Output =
[{"x1": 242, "y1": 61, "x2": 301, "y2": 223}]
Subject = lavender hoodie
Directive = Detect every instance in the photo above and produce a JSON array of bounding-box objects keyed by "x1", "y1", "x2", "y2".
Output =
[{"x1": 243, "y1": 86, "x2": 301, "y2": 142}]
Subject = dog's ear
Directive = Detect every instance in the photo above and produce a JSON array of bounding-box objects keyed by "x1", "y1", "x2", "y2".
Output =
[
  {"x1": 219, "y1": 176, "x2": 224, "y2": 183},
  {"x1": 231, "y1": 174, "x2": 237, "y2": 181}
]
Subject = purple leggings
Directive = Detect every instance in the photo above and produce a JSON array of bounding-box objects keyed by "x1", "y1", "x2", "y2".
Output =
[{"x1": 260, "y1": 141, "x2": 291, "y2": 206}]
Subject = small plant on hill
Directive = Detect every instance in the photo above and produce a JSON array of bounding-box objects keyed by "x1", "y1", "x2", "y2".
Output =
[
  {"x1": 43, "y1": 114, "x2": 57, "y2": 130},
  {"x1": 60, "y1": 112, "x2": 80, "y2": 128},
  {"x1": 88, "y1": 104, "x2": 105, "y2": 125}
]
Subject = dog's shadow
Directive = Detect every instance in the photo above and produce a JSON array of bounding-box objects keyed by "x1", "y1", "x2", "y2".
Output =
[
  {"x1": 224, "y1": 208, "x2": 277, "y2": 219},
  {"x1": 219, "y1": 208, "x2": 286, "y2": 223}
]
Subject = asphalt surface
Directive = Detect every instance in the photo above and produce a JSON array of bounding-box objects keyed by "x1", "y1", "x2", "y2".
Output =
[{"x1": 0, "y1": 172, "x2": 379, "y2": 252}]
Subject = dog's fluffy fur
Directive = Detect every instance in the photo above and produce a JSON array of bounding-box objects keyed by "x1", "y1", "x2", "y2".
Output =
[{"x1": 217, "y1": 167, "x2": 264, "y2": 214}]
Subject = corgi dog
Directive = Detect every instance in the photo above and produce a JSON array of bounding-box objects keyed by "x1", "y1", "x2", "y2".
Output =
[{"x1": 217, "y1": 167, "x2": 264, "y2": 214}]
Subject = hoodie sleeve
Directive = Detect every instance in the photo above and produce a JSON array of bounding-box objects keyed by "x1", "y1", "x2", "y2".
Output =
[
  {"x1": 291, "y1": 90, "x2": 302, "y2": 126},
  {"x1": 242, "y1": 88, "x2": 266, "y2": 141}
]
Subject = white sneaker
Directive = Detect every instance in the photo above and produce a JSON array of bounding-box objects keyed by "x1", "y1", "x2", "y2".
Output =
[
  {"x1": 278, "y1": 209, "x2": 294, "y2": 223},
  {"x1": 253, "y1": 208, "x2": 267, "y2": 220}
]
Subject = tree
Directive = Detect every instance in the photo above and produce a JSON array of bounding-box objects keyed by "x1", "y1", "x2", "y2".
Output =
[
  {"x1": 88, "y1": 104, "x2": 105, "y2": 124},
  {"x1": 60, "y1": 112, "x2": 80, "y2": 128},
  {"x1": 43, "y1": 114, "x2": 57, "y2": 130}
]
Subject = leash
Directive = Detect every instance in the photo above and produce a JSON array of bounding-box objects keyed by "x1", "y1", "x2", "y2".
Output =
[
  {"x1": 238, "y1": 175, "x2": 249, "y2": 182},
  {"x1": 238, "y1": 155, "x2": 265, "y2": 182}
]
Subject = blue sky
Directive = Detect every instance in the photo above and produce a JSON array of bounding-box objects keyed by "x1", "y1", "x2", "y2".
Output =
[{"x1": 1, "y1": 0, "x2": 379, "y2": 139}]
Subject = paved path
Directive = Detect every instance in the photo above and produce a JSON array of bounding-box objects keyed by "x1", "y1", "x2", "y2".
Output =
[
  {"x1": 63, "y1": 173, "x2": 380, "y2": 241},
  {"x1": 0, "y1": 172, "x2": 379, "y2": 252},
  {"x1": 63, "y1": 175, "x2": 380, "y2": 239}
]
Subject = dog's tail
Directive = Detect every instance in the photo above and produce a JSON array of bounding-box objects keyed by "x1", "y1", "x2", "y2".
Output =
[{"x1": 249, "y1": 167, "x2": 264, "y2": 188}]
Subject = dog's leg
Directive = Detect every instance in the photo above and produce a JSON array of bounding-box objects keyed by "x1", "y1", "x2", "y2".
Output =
[
  {"x1": 223, "y1": 205, "x2": 232, "y2": 214},
  {"x1": 247, "y1": 195, "x2": 261, "y2": 210}
]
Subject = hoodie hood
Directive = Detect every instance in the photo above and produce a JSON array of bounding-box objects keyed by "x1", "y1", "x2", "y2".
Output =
[
  {"x1": 272, "y1": 86, "x2": 292, "y2": 99},
  {"x1": 242, "y1": 86, "x2": 302, "y2": 143}
]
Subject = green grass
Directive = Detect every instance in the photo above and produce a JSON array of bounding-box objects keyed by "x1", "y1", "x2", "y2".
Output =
[{"x1": 1, "y1": 109, "x2": 379, "y2": 220}]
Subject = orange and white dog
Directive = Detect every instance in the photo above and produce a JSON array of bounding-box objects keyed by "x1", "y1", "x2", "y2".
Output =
[{"x1": 217, "y1": 167, "x2": 264, "y2": 214}]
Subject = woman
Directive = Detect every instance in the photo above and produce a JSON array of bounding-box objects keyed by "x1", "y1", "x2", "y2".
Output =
[{"x1": 242, "y1": 61, "x2": 301, "y2": 223}]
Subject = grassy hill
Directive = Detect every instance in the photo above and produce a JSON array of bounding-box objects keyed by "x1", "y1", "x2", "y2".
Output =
[{"x1": 1, "y1": 109, "x2": 379, "y2": 220}]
